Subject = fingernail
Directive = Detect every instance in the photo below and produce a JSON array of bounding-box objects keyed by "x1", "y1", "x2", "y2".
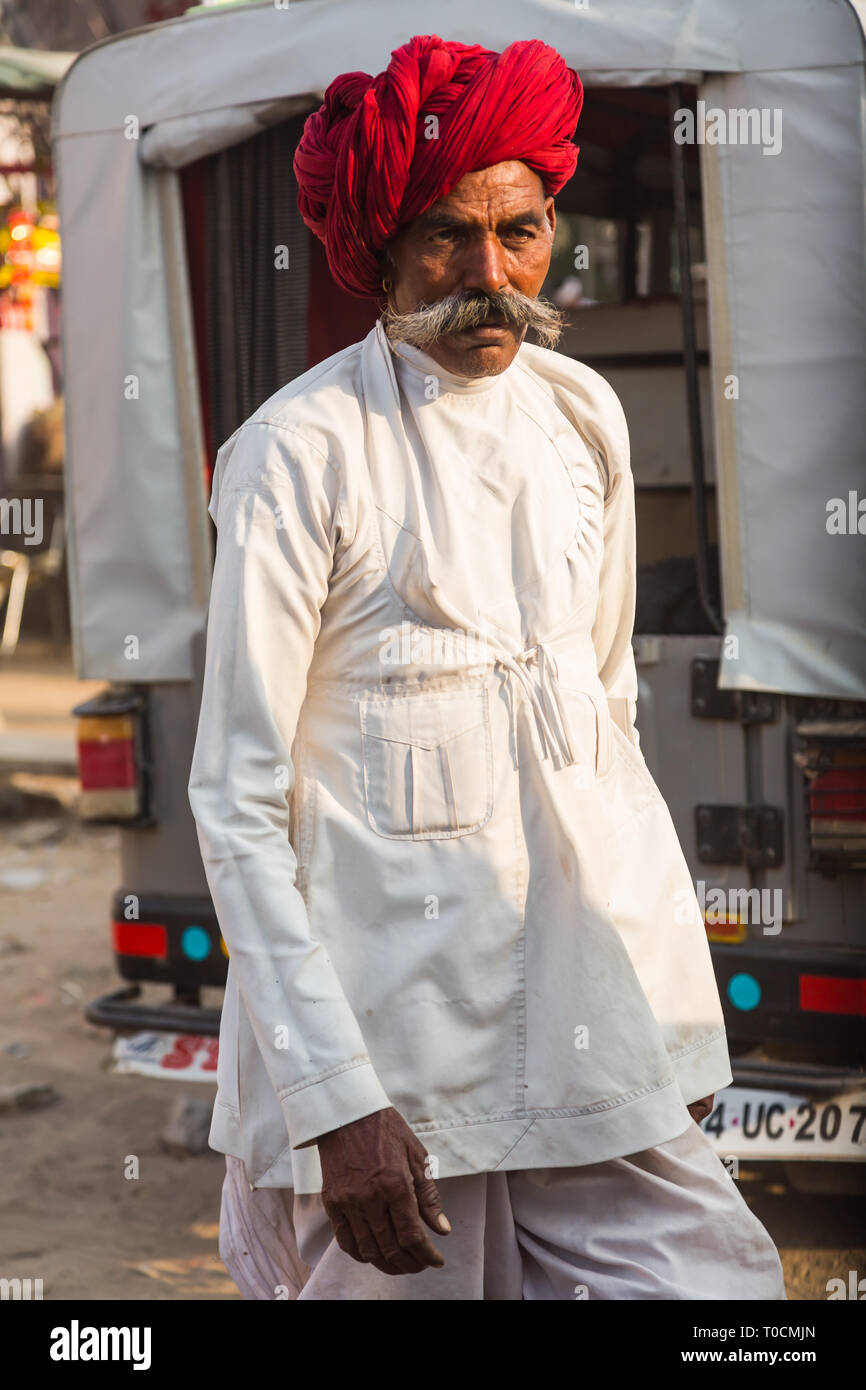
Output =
[{"x1": 437, "y1": 1214, "x2": 451, "y2": 1233}]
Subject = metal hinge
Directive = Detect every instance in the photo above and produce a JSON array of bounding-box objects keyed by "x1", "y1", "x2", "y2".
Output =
[
  {"x1": 695, "y1": 804, "x2": 785, "y2": 867},
  {"x1": 691, "y1": 658, "x2": 780, "y2": 723}
]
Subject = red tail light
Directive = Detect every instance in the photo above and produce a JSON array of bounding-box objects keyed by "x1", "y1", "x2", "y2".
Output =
[
  {"x1": 797, "y1": 729, "x2": 866, "y2": 869},
  {"x1": 800, "y1": 974, "x2": 866, "y2": 1016},
  {"x1": 112, "y1": 921, "x2": 168, "y2": 959},
  {"x1": 76, "y1": 714, "x2": 140, "y2": 818},
  {"x1": 809, "y1": 766, "x2": 866, "y2": 819},
  {"x1": 72, "y1": 691, "x2": 150, "y2": 824}
]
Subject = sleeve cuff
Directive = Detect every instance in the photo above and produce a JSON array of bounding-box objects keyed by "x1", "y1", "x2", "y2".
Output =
[
  {"x1": 282, "y1": 1059, "x2": 393, "y2": 1149},
  {"x1": 671, "y1": 1029, "x2": 733, "y2": 1107}
]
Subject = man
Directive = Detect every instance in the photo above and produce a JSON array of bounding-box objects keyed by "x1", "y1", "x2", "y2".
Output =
[{"x1": 188, "y1": 34, "x2": 785, "y2": 1300}]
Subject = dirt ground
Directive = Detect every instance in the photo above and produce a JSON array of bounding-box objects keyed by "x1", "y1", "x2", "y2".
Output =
[
  {"x1": 0, "y1": 648, "x2": 863, "y2": 1302},
  {"x1": 0, "y1": 802, "x2": 236, "y2": 1300}
]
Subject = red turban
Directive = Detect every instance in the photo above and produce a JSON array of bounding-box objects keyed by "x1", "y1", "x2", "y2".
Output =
[{"x1": 293, "y1": 34, "x2": 583, "y2": 298}]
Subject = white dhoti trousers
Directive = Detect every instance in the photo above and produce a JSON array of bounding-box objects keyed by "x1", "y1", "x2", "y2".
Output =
[{"x1": 218, "y1": 1121, "x2": 786, "y2": 1301}]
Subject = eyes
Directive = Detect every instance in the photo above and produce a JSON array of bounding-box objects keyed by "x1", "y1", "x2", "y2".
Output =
[{"x1": 428, "y1": 226, "x2": 537, "y2": 247}]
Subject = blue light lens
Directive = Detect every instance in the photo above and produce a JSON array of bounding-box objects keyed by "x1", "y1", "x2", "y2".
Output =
[
  {"x1": 727, "y1": 972, "x2": 761, "y2": 1011},
  {"x1": 181, "y1": 924, "x2": 211, "y2": 961}
]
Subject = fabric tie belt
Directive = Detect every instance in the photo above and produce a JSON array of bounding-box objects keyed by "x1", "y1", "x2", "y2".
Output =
[{"x1": 494, "y1": 642, "x2": 579, "y2": 769}]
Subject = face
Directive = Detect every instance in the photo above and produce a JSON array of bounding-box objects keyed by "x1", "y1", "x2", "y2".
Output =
[{"x1": 386, "y1": 161, "x2": 556, "y2": 377}]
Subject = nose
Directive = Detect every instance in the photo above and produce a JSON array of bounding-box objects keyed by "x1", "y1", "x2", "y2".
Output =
[{"x1": 459, "y1": 234, "x2": 509, "y2": 296}]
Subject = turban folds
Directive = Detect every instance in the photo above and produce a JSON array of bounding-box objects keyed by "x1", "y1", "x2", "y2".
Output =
[{"x1": 293, "y1": 34, "x2": 583, "y2": 298}]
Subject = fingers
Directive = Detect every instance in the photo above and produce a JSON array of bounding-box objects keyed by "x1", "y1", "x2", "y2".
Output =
[
  {"x1": 408, "y1": 1147, "x2": 451, "y2": 1237},
  {"x1": 365, "y1": 1200, "x2": 428, "y2": 1275},
  {"x1": 388, "y1": 1183, "x2": 445, "y2": 1269},
  {"x1": 687, "y1": 1095, "x2": 713, "y2": 1124},
  {"x1": 330, "y1": 1204, "x2": 405, "y2": 1276},
  {"x1": 317, "y1": 1109, "x2": 450, "y2": 1276},
  {"x1": 344, "y1": 1208, "x2": 417, "y2": 1277},
  {"x1": 326, "y1": 1205, "x2": 364, "y2": 1263},
  {"x1": 325, "y1": 1190, "x2": 440, "y2": 1276}
]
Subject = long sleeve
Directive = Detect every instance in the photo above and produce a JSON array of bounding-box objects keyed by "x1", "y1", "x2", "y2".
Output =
[
  {"x1": 188, "y1": 420, "x2": 392, "y2": 1149},
  {"x1": 589, "y1": 379, "x2": 642, "y2": 751}
]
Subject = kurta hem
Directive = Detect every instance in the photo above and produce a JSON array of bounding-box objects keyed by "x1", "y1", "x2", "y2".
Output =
[{"x1": 210, "y1": 1069, "x2": 709, "y2": 1194}]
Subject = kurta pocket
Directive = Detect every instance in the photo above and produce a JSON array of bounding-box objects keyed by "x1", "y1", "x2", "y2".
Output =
[
  {"x1": 557, "y1": 686, "x2": 614, "y2": 780},
  {"x1": 360, "y1": 686, "x2": 493, "y2": 839},
  {"x1": 601, "y1": 717, "x2": 667, "y2": 836}
]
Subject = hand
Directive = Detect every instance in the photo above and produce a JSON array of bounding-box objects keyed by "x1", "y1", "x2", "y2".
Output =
[
  {"x1": 316, "y1": 1106, "x2": 450, "y2": 1276},
  {"x1": 687, "y1": 1093, "x2": 715, "y2": 1124}
]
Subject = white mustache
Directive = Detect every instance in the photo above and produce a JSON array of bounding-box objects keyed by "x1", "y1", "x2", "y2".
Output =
[{"x1": 382, "y1": 289, "x2": 564, "y2": 351}]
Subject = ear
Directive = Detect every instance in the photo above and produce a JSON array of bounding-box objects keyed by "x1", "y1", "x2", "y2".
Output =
[
  {"x1": 377, "y1": 243, "x2": 396, "y2": 297},
  {"x1": 544, "y1": 196, "x2": 556, "y2": 241}
]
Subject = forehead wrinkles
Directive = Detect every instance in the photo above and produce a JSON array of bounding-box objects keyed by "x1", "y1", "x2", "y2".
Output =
[
  {"x1": 432, "y1": 186, "x2": 543, "y2": 227},
  {"x1": 420, "y1": 163, "x2": 546, "y2": 229}
]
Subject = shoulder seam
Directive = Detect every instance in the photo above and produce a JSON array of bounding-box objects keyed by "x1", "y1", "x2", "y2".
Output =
[{"x1": 236, "y1": 418, "x2": 340, "y2": 477}]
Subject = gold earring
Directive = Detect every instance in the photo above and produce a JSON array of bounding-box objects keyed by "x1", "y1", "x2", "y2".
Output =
[{"x1": 382, "y1": 276, "x2": 393, "y2": 293}]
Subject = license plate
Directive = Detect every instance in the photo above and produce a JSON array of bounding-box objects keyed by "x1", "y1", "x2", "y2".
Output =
[
  {"x1": 112, "y1": 1031, "x2": 219, "y2": 1082},
  {"x1": 701, "y1": 1085, "x2": 866, "y2": 1160}
]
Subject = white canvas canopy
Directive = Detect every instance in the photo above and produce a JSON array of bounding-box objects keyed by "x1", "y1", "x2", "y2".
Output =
[{"x1": 52, "y1": 0, "x2": 866, "y2": 696}]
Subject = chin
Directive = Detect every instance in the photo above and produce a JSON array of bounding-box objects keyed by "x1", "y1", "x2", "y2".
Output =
[{"x1": 447, "y1": 341, "x2": 518, "y2": 377}]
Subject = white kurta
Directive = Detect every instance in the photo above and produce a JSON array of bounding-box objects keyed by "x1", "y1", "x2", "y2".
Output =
[{"x1": 188, "y1": 320, "x2": 732, "y2": 1194}]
